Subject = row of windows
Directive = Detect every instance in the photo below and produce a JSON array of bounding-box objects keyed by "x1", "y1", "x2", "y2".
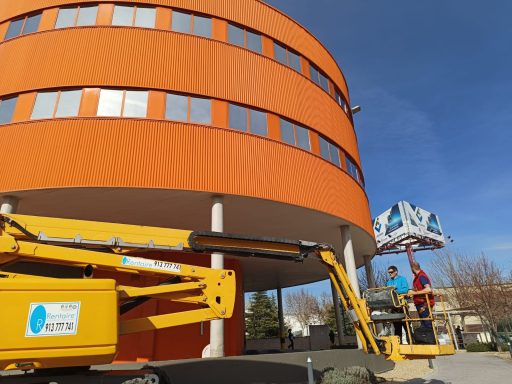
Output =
[
  {"x1": 2, "y1": 4, "x2": 351, "y2": 118},
  {"x1": 0, "y1": 89, "x2": 363, "y2": 185}
]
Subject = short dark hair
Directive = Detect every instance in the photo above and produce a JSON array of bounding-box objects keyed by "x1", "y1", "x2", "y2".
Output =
[{"x1": 388, "y1": 265, "x2": 397, "y2": 272}]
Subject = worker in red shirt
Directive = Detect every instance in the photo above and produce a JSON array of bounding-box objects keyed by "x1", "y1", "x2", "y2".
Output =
[{"x1": 408, "y1": 261, "x2": 435, "y2": 330}]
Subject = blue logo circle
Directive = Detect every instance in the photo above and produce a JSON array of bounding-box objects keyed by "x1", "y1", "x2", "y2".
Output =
[{"x1": 30, "y1": 305, "x2": 46, "y2": 334}]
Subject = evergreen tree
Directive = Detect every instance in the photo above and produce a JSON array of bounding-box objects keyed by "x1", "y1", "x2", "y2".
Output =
[{"x1": 245, "y1": 291, "x2": 280, "y2": 338}]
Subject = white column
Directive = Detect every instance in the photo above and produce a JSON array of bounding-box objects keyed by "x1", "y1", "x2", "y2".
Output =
[
  {"x1": 340, "y1": 225, "x2": 362, "y2": 349},
  {"x1": 210, "y1": 196, "x2": 224, "y2": 357},
  {"x1": 0, "y1": 195, "x2": 18, "y2": 214},
  {"x1": 363, "y1": 255, "x2": 376, "y2": 289}
]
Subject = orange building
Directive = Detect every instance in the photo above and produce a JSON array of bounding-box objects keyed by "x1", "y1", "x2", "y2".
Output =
[{"x1": 0, "y1": 0, "x2": 375, "y2": 361}]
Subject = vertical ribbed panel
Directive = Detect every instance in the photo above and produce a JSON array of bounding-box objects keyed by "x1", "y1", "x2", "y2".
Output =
[
  {"x1": 0, "y1": 0, "x2": 349, "y2": 100},
  {"x1": 0, "y1": 28, "x2": 361, "y2": 165},
  {"x1": 0, "y1": 119, "x2": 372, "y2": 235}
]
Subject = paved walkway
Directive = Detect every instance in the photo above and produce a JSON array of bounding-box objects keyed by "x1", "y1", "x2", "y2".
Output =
[{"x1": 412, "y1": 352, "x2": 512, "y2": 383}]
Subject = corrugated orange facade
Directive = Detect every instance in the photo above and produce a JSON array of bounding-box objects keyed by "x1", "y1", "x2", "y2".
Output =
[{"x1": 0, "y1": 0, "x2": 373, "y2": 361}]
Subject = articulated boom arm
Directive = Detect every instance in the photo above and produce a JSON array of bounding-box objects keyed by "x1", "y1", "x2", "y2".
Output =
[{"x1": 0, "y1": 214, "x2": 453, "y2": 371}]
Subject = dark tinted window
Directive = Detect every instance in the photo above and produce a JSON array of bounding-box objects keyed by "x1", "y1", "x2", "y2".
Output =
[
  {"x1": 280, "y1": 118, "x2": 295, "y2": 145},
  {"x1": 0, "y1": 97, "x2": 18, "y2": 124},
  {"x1": 229, "y1": 104, "x2": 247, "y2": 131},
  {"x1": 22, "y1": 13, "x2": 41, "y2": 34},
  {"x1": 194, "y1": 15, "x2": 212, "y2": 38},
  {"x1": 274, "y1": 42, "x2": 287, "y2": 65},
  {"x1": 4, "y1": 19, "x2": 24, "y2": 40},
  {"x1": 246, "y1": 30, "x2": 262, "y2": 53},
  {"x1": 228, "y1": 24, "x2": 244, "y2": 47},
  {"x1": 249, "y1": 109, "x2": 267, "y2": 136},
  {"x1": 172, "y1": 11, "x2": 191, "y2": 33}
]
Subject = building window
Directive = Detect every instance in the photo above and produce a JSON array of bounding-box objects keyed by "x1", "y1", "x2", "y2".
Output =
[
  {"x1": 4, "y1": 12, "x2": 42, "y2": 40},
  {"x1": 172, "y1": 11, "x2": 212, "y2": 38},
  {"x1": 31, "y1": 91, "x2": 59, "y2": 119},
  {"x1": 31, "y1": 90, "x2": 82, "y2": 119},
  {"x1": 229, "y1": 103, "x2": 247, "y2": 131},
  {"x1": 335, "y1": 89, "x2": 348, "y2": 112},
  {"x1": 310, "y1": 64, "x2": 330, "y2": 92},
  {"x1": 112, "y1": 5, "x2": 156, "y2": 28},
  {"x1": 55, "y1": 6, "x2": 98, "y2": 28},
  {"x1": 273, "y1": 42, "x2": 302, "y2": 73},
  {"x1": 279, "y1": 118, "x2": 310, "y2": 151},
  {"x1": 228, "y1": 24, "x2": 262, "y2": 54},
  {"x1": 319, "y1": 136, "x2": 340, "y2": 167},
  {"x1": 97, "y1": 89, "x2": 148, "y2": 117},
  {"x1": 166, "y1": 93, "x2": 211, "y2": 124},
  {"x1": 123, "y1": 90, "x2": 149, "y2": 117},
  {"x1": 190, "y1": 96, "x2": 211, "y2": 124},
  {"x1": 228, "y1": 103, "x2": 267, "y2": 136},
  {"x1": 346, "y1": 157, "x2": 361, "y2": 183},
  {"x1": 55, "y1": 90, "x2": 82, "y2": 117},
  {"x1": 0, "y1": 96, "x2": 18, "y2": 125}
]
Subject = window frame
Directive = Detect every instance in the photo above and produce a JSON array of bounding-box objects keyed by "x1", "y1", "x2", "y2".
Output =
[
  {"x1": 279, "y1": 118, "x2": 310, "y2": 151},
  {"x1": 318, "y1": 135, "x2": 341, "y2": 167},
  {"x1": 165, "y1": 92, "x2": 212, "y2": 125},
  {"x1": 97, "y1": 89, "x2": 148, "y2": 118},
  {"x1": 112, "y1": 5, "x2": 156, "y2": 28},
  {"x1": 228, "y1": 103, "x2": 267, "y2": 136},
  {"x1": 0, "y1": 96, "x2": 18, "y2": 125},
  {"x1": 228, "y1": 22, "x2": 262, "y2": 54}
]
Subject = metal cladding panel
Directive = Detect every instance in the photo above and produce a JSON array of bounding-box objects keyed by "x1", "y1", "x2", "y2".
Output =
[
  {"x1": 0, "y1": 28, "x2": 361, "y2": 165},
  {"x1": 0, "y1": 0, "x2": 349, "y2": 100},
  {"x1": 0, "y1": 119, "x2": 372, "y2": 236}
]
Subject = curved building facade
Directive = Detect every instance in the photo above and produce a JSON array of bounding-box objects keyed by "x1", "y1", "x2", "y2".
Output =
[{"x1": 0, "y1": 0, "x2": 375, "y2": 360}]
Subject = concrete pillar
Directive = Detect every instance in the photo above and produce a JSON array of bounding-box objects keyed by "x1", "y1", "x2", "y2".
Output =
[
  {"x1": 0, "y1": 196, "x2": 18, "y2": 214},
  {"x1": 340, "y1": 225, "x2": 362, "y2": 349},
  {"x1": 363, "y1": 255, "x2": 376, "y2": 289},
  {"x1": 277, "y1": 288, "x2": 286, "y2": 350},
  {"x1": 330, "y1": 280, "x2": 345, "y2": 345},
  {"x1": 210, "y1": 196, "x2": 224, "y2": 357}
]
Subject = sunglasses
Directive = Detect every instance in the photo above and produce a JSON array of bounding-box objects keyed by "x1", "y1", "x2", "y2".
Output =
[{"x1": 388, "y1": 270, "x2": 396, "y2": 274}]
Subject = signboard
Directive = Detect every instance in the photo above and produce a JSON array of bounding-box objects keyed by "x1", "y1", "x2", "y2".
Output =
[{"x1": 373, "y1": 201, "x2": 444, "y2": 251}]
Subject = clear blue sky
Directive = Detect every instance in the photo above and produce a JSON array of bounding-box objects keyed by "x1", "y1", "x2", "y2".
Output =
[{"x1": 265, "y1": 0, "x2": 512, "y2": 294}]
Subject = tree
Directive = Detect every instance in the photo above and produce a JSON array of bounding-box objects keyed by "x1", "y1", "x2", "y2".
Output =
[
  {"x1": 430, "y1": 251, "x2": 512, "y2": 349},
  {"x1": 357, "y1": 261, "x2": 389, "y2": 292},
  {"x1": 245, "y1": 291, "x2": 280, "y2": 339},
  {"x1": 317, "y1": 291, "x2": 355, "y2": 336},
  {"x1": 285, "y1": 288, "x2": 322, "y2": 334}
]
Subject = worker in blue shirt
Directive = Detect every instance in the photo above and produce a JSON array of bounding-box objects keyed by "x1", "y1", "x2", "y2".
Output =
[{"x1": 386, "y1": 265, "x2": 409, "y2": 342}]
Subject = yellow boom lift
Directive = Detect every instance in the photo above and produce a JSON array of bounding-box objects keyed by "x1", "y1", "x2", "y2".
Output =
[{"x1": 0, "y1": 214, "x2": 455, "y2": 377}]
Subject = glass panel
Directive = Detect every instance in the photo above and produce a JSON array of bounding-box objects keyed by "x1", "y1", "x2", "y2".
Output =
[
  {"x1": 4, "y1": 19, "x2": 24, "y2": 40},
  {"x1": 228, "y1": 24, "x2": 244, "y2": 47},
  {"x1": 55, "y1": 8, "x2": 77, "y2": 29},
  {"x1": 296, "y1": 125, "x2": 310, "y2": 151},
  {"x1": 329, "y1": 145, "x2": 340, "y2": 167},
  {"x1": 76, "y1": 6, "x2": 98, "y2": 26},
  {"x1": 31, "y1": 92, "x2": 58, "y2": 119},
  {"x1": 22, "y1": 13, "x2": 41, "y2": 35},
  {"x1": 274, "y1": 42, "x2": 287, "y2": 65},
  {"x1": 112, "y1": 5, "x2": 134, "y2": 26},
  {"x1": 249, "y1": 109, "x2": 267, "y2": 136},
  {"x1": 172, "y1": 11, "x2": 191, "y2": 33},
  {"x1": 319, "y1": 136, "x2": 330, "y2": 160},
  {"x1": 124, "y1": 90, "x2": 148, "y2": 117},
  {"x1": 280, "y1": 118, "x2": 295, "y2": 145},
  {"x1": 288, "y1": 50, "x2": 301, "y2": 72},
  {"x1": 190, "y1": 97, "x2": 211, "y2": 124},
  {"x1": 229, "y1": 104, "x2": 246, "y2": 131},
  {"x1": 319, "y1": 72, "x2": 329, "y2": 92},
  {"x1": 246, "y1": 31, "x2": 262, "y2": 53},
  {"x1": 97, "y1": 89, "x2": 123, "y2": 116},
  {"x1": 310, "y1": 65, "x2": 320, "y2": 84},
  {"x1": 55, "y1": 90, "x2": 82, "y2": 117},
  {"x1": 193, "y1": 15, "x2": 212, "y2": 38},
  {"x1": 0, "y1": 97, "x2": 18, "y2": 125},
  {"x1": 135, "y1": 7, "x2": 156, "y2": 28},
  {"x1": 335, "y1": 90, "x2": 346, "y2": 110},
  {"x1": 166, "y1": 93, "x2": 188, "y2": 121}
]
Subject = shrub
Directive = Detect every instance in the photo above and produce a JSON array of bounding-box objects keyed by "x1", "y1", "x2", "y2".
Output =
[
  {"x1": 320, "y1": 366, "x2": 377, "y2": 384},
  {"x1": 466, "y1": 342, "x2": 494, "y2": 352}
]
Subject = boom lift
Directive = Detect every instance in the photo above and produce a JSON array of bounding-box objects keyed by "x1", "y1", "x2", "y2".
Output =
[{"x1": 0, "y1": 214, "x2": 454, "y2": 375}]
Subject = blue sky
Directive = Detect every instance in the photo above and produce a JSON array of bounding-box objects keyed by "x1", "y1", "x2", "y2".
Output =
[{"x1": 265, "y1": 0, "x2": 512, "y2": 293}]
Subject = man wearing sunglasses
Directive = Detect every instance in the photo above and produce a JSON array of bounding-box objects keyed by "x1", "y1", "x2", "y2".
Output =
[{"x1": 386, "y1": 266, "x2": 409, "y2": 342}]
